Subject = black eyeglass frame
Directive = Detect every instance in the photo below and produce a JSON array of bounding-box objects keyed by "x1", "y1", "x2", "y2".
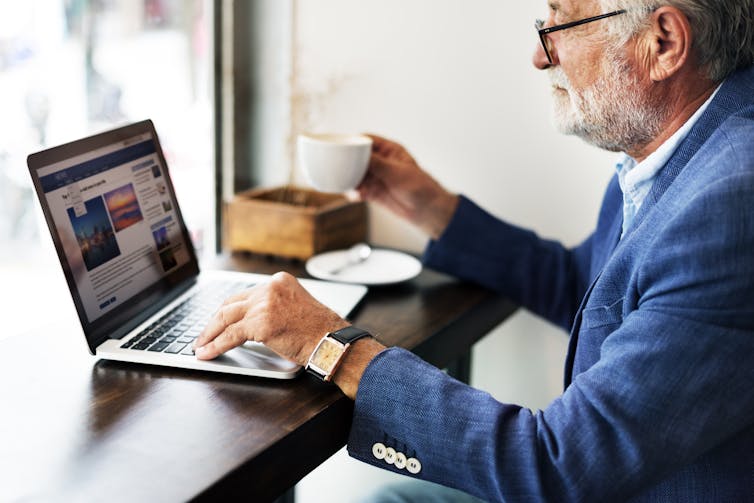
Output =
[{"x1": 535, "y1": 10, "x2": 627, "y2": 64}]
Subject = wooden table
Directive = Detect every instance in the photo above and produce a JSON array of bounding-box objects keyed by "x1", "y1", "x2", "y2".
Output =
[{"x1": 0, "y1": 253, "x2": 516, "y2": 502}]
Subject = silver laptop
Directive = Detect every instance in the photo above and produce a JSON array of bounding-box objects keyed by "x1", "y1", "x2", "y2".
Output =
[{"x1": 27, "y1": 119, "x2": 367, "y2": 379}]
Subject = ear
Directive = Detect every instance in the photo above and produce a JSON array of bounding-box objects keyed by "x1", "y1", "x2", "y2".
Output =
[{"x1": 639, "y1": 6, "x2": 693, "y2": 82}]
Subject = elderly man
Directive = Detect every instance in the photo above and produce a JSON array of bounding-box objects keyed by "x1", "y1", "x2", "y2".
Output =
[{"x1": 196, "y1": 0, "x2": 754, "y2": 501}]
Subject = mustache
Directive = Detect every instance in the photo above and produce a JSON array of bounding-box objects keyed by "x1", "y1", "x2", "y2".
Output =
[{"x1": 548, "y1": 67, "x2": 571, "y2": 90}]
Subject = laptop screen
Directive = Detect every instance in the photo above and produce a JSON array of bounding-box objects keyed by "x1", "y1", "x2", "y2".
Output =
[{"x1": 29, "y1": 120, "x2": 200, "y2": 348}]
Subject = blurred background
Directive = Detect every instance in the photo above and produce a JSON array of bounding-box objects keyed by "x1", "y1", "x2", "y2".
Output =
[
  {"x1": 1, "y1": 1, "x2": 616, "y2": 501},
  {"x1": 0, "y1": 0, "x2": 214, "y2": 344}
]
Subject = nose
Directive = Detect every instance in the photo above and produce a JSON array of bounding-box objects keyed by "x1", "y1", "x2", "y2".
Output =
[{"x1": 532, "y1": 40, "x2": 553, "y2": 70}]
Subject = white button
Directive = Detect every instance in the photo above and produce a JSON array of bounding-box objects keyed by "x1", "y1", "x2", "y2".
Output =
[
  {"x1": 372, "y1": 443, "x2": 386, "y2": 460},
  {"x1": 406, "y1": 457, "x2": 422, "y2": 474},
  {"x1": 384, "y1": 447, "x2": 397, "y2": 465},
  {"x1": 394, "y1": 451, "x2": 407, "y2": 470}
]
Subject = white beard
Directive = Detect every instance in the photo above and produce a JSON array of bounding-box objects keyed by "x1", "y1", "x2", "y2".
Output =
[{"x1": 548, "y1": 53, "x2": 669, "y2": 152}]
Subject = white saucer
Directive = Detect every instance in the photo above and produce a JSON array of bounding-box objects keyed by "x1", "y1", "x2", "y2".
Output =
[{"x1": 306, "y1": 248, "x2": 422, "y2": 285}]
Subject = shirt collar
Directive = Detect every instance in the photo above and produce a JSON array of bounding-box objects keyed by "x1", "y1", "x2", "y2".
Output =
[{"x1": 615, "y1": 84, "x2": 722, "y2": 236}]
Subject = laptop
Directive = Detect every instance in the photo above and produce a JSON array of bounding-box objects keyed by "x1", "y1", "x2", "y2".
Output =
[{"x1": 27, "y1": 119, "x2": 367, "y2": 379}]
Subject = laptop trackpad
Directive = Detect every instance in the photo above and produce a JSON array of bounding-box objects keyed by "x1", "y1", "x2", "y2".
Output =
[{"x1": 211, "y1": 342, "x2": 301, "y2": 373}]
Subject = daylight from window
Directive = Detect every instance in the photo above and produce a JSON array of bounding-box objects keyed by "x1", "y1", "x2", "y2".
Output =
[{"x1": 0, "y1": 0, "x2": 213, "y2": 341}]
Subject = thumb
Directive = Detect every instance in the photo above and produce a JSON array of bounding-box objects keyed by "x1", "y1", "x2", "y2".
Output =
[{"x1": 368, "y1": 151, "x2": 406, "y2": 182}]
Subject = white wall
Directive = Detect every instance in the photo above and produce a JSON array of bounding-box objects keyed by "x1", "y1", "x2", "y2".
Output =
[{"x1": 250, "y1": 1, "x2": 616, "y2": 500}]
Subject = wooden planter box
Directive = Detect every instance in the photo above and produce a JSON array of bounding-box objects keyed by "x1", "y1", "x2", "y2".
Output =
[{"x1": 225, "y1": 186, "x2": 367, "y2": 260}]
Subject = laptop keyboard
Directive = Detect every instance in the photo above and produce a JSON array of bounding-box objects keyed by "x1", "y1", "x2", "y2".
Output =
[{"x1": 120, "y1": 280, "x2": 253, "y2": 356}]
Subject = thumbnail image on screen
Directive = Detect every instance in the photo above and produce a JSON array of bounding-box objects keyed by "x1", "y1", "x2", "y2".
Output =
[
  {"x1": 104, "y1": 183, "x2": 144, "y2": 232},
  {"x1": 67, "y1": 196, "x2": 121, "y2": 271}
]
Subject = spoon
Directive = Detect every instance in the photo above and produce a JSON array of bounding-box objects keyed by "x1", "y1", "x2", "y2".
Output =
[{"x1": 328, "y1": 242, "x2": 372, "y2": 275}]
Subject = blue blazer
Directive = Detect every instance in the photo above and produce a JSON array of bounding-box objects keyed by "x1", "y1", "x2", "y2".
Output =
[{"x1": 347, "y1": 65, "x2": 754, "y2": 502}]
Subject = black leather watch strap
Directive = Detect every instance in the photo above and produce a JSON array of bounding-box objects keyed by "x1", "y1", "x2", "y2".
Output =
[
  {"x1": 329, "y1": 326, "x2": 371, "y2": 345},
  {"x1": 305, "y1": 326, "x2": 372, "y2": 382}
]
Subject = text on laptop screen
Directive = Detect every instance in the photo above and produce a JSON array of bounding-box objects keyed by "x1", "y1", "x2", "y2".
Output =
[{"x1": 37, "y1": 133, "x2": 191, "y2": 323}]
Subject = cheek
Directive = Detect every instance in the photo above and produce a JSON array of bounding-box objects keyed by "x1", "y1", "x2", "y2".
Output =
[
  {"x1": 558, "y1": 38, "x2": 605, "y2": 87},
  {"x1": 563, "y1": 58, "x2": 602, "y2": 95}
]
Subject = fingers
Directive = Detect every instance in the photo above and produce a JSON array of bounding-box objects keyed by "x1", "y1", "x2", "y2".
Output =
[
  {"x1": 365, "y1": 133, "x2": 414, "y2": 162},
  {"x1": 364, "y1": 133, "x2": 396, "y2": 155},
  {"x1": 193, "y1": 272, "x2": 300, "y2": 361},
  {"x1": 366, "y1": 151, "x2": 407, "y2": 185},
  {"x1": 356, "y1": 170, "x2": 382, "y2": 200},
  {"x1": 196, "y1": 275, "x2": 277, "y2": 349},
  {"x1": 193, "y1": 271, "x2": 348, "y2": 365},
  {"x1": 363, "y1": 154, "x2": 389, "y2": 186},
  {"x1": 193, "y1": 300, "x2": 249, "y2": 359},
  {"x1": 358, "y1": 172, "x2": 412, "y2": 219},
  {"x1": 218, "y1": 288, "x2": 252, "y2": 306},
  {"x1": 194, "y1": 320, "x2": 249, "y2": 360}
]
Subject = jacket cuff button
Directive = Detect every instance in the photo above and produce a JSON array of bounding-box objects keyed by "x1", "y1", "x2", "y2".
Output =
[
  {"x1": 406, "y1": 457, "x2": 422, "y2": 474},
  {"x1": 384, "y1": 447, "x2": 397, "y2": 465},
  {"x1": 394, "y1": 452, "x2": 407, "y2": 470},
  {"x1": 372, "y1": 442, "x2": 386, "y2": 460}
]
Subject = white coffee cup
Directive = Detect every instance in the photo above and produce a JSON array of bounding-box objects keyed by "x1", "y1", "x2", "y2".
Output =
[{"x1": 297, "y1": 133, "x2": 373, "y2": 193}]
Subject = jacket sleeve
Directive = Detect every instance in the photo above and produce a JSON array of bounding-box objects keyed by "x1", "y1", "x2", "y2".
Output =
[
  {"x1": 348, "y1": 169, "x2": 754, "y2": 501},
  {"x1": 348, "y1": 308, "x2": 754, "y2": 502},
  {"x1": 423, "y1": 195, "x2": 595, "y2": 331}
]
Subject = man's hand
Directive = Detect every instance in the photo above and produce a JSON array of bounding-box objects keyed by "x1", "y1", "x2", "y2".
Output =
[
  {"x1": 358, "y1": 134, "x2": 459, "y2": 240},
  {"x1": 193, "y1": 272, "x2": 349, "y2": 366},
  {"x1": 193, "y1": 272, "x2": 386, "y2": 398}
]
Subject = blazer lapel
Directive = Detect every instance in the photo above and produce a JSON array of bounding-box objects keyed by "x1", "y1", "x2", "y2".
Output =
[{"x1": 626, "y1": 67, "x2": 754, "y2": 235}]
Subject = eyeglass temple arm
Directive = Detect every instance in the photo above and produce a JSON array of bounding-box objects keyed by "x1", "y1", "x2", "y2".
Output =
[{"x1": 538, "y1": 10, "x2": 627, "y2": 35}]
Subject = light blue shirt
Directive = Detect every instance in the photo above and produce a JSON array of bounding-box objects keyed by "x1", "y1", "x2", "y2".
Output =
[{"x1": 615, "y1": 86, "x2": 720, "y2": 237}]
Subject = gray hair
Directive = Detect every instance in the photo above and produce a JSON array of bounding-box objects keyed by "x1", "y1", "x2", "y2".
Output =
[{"x1": 600, "y1": 0, "x2": 754, "y2": 82}]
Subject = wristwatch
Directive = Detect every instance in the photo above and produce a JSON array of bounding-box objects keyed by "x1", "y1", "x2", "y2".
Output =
[{"x1": 306, "y1": 326, "x2": 371, "y2": 382}]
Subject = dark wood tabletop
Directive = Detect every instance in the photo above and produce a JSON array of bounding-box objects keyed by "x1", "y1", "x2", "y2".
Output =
[{"x1": 0, "y1": 252, "x2": 516, "y2": 502}]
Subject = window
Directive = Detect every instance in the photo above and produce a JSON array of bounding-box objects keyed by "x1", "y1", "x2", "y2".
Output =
[{"x1": 0, "y1": 0, "x2": 214, "y2": 341}]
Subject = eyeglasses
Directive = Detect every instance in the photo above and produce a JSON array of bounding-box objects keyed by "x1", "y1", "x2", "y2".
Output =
[{"x1": 535, "y1": 10, "x2": 627, "y2": 64}]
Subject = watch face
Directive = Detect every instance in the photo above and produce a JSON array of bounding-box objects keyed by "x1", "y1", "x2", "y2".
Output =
[{"x1": 311, "y1": 337, "x2": 345, "y2": 374}]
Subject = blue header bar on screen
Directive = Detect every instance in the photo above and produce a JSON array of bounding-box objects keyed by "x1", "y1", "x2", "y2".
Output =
[{"x1": 39, "y1": 140, "x2": 157, "y2": 193}]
